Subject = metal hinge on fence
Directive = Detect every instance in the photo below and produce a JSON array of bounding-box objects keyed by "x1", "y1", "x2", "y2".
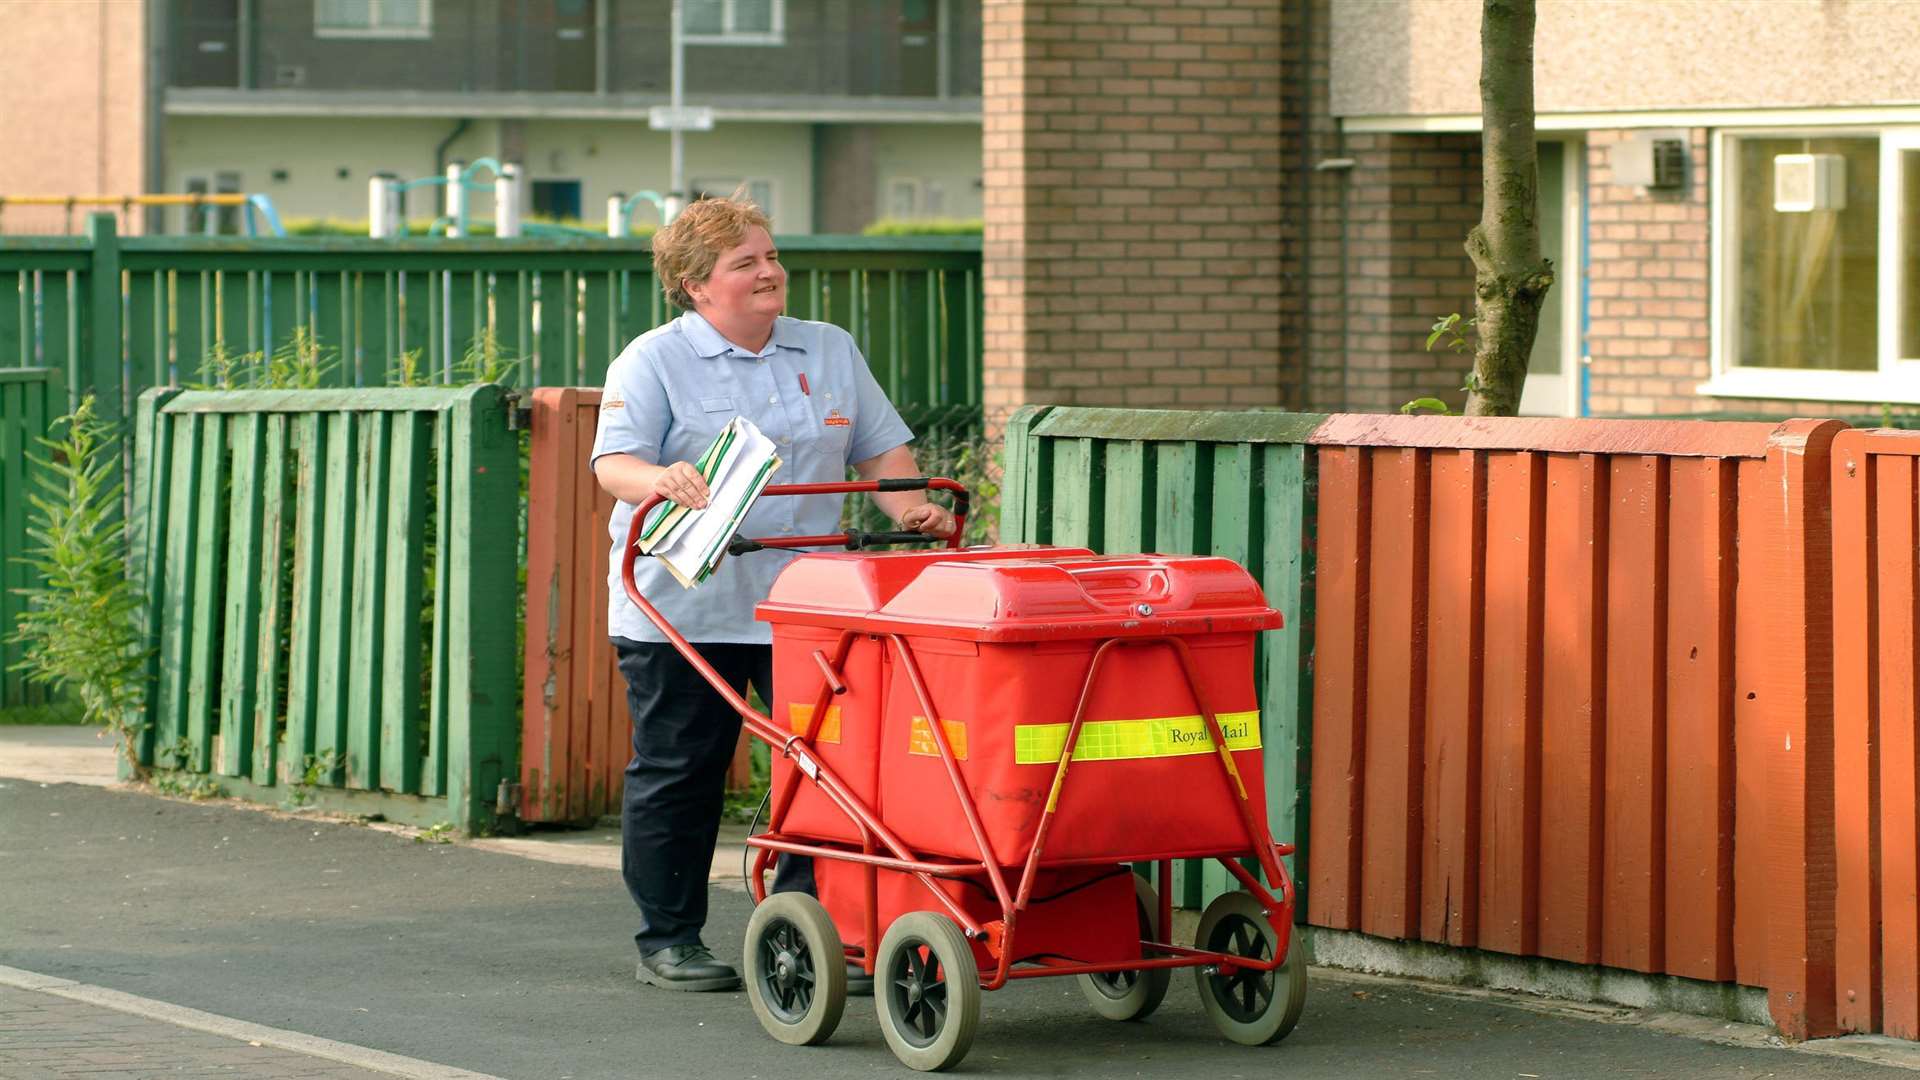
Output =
[
  {"x1": 496, "y1": 779, "x2": 524, "y2": 816},
  {"x1": 504, "y1": 392, "x2": 533, "y2": 432}
]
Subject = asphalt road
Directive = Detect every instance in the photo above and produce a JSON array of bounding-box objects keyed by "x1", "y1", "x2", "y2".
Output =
[{"x1": 0, "y1": 779, "x2": 1909, "y2": 1080}]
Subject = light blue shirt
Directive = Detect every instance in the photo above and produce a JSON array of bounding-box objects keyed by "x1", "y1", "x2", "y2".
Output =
[{"x1": 592, "y1": 311, "x2": 914, "y2": 644}]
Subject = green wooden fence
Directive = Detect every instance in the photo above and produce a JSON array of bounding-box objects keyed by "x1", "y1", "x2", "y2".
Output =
[
  {"x1": 0, "y1": 367, "x2": 63, "y2": 707},
  {"x1": 1002, "y1": 405, "x2": 1324, "y2": 914},
  {"x1": 129, "y1": 384, "x2": 519, "y2": 830},
  {"x1": 2, "y1": 215, "x2": 982, "y2": 425}
]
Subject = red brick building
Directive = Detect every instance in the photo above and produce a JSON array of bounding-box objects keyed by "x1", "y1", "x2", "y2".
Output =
[{"x1": 985, "y1": 0, "x2": 1920, "y2": 419}]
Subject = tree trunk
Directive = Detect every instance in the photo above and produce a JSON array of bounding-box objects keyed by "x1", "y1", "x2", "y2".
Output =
[{"x1": 1464, "y1": 0, "x2": 1554, "y2": 417}]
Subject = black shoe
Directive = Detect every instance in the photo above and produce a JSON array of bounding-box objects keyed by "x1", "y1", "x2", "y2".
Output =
[
  {"x1": 847, "y1": 960, "x2": 874, "y2": 996},
  {"x1": 636, "y1": 944, "x2": 741, "y2": 992}
]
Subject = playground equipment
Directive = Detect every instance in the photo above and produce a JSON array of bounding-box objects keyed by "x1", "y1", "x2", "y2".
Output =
[
  {"x1": 607, "y1": 191, "x2": 671, "y2": 236},
  {"x1": 368, "y1": 159, "x2": 525, "y2": 238},
  {"x1": 0, "y1": 193, "x2": 286, "y2": 236}
]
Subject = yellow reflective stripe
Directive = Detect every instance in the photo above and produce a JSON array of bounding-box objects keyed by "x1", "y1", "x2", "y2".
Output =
[
  {"x1": 1014, "y1": 711, "x2": 1261, "y2": 765},
  {"x1": 907, "y1": 716, "x2": 968, "y2": 760},
  {"x1": 788, "y1": 703, "x2": 842, "y2": 744}
]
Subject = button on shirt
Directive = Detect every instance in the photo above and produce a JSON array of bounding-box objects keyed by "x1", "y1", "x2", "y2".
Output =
[{"x1": 592, "y1": 312, "x2": 915, "y2": 644}]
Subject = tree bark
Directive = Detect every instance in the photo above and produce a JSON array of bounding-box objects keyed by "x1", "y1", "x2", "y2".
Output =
[{"x1": 1464, "y1": 0, "x2": 1554, "y2": 417}]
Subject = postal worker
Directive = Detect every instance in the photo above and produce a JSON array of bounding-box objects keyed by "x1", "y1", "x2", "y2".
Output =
[{"x1": 590, "y1": 194, "x2": 955, "y2": 991}]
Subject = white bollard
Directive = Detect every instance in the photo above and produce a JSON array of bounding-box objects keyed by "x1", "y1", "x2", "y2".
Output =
[
  {"x1": 607, "y1": 193, "x2": 628, "y2": 238},
  {"x1": 496, "y1": 163, "x2": 522, "y2": 238},
  {"x1": 445, "y1": 160, "x2": 466, "y2": 237},
  {"x1": 368, "y1": 173, "x2": 396, "y2": 238}
]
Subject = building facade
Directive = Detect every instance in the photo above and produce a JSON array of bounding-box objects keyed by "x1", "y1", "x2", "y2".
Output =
[
  {"x1": 6, "y1": 0, "x2": 983, "y2": 235},
  {"x1": 1313, "y1": 0, "x2": 1920, "y2": 417},
  {"x1": 983, "y1": 0, "x2": 1920, "y2": 419}
]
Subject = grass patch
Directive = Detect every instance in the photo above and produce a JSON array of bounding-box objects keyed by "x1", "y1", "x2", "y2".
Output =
[{"x1": 0, "y1": 701, "x2": 86, "y2": 726}]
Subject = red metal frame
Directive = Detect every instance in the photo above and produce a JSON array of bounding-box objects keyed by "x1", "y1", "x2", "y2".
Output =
[{"x1": 618, "y1": 478, "x2": 1298, "y2": 989}]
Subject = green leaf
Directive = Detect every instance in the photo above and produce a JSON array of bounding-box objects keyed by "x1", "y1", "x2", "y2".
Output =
[{"x1": 1400, "y1": 397, "x2": 1454, "y2": 416}]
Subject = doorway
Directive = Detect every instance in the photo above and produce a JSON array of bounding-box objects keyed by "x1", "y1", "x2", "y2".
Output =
[{"x1": 1518, "y1": 138, "x2": 1584, "y2": 417}]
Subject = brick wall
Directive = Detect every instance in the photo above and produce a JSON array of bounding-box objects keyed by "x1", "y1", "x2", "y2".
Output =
[
  {"x1": 1584, "y1": 129, "x2": 1713, "y2": 416},
  {"x1": 981, "y1": 0, "x2": 1284, "y2": 415},
  {"x1": 1309, "y1": 132, "x2": 1482, "y2": 414}
]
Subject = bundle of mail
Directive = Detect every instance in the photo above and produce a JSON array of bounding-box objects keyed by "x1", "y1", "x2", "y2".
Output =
[{"x1": 636, "y1": 416, "x2": 783, "y2": 587}]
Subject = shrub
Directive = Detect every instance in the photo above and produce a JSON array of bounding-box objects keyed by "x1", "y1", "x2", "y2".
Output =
[{"x1": 6, "y1": 396, "x2": 150, "y2": 776}]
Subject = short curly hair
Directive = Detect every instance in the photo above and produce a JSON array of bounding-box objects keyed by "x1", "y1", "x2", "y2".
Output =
[{"x1": 651, "y1": 194, "x2": 773, "y2": 311}]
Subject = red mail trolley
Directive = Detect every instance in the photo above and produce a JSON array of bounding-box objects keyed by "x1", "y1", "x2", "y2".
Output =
[{"x1": 620, "y1": 479, "x2": 1305, "y2": 1072}]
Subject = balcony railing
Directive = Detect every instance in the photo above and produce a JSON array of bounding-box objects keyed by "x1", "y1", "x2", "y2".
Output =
[{"x1": 168, "y1": 16, "x2": 983, "y2": 100}]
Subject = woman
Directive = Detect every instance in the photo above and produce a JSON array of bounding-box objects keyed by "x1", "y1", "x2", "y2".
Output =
[{"x1": 590, "y1": 195, "x2": 955, "y2": 992}]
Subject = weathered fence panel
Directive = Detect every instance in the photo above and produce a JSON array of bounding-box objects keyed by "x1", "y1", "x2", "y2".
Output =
[
  {"x1": 1302, "y1": 414, "x2": 1841, "y2": 1037},
  {"x1": 1, "y1": 216, "x2": 982, "y2": 425},
  {"x1": 1831, "y1": 427, "x2": 1920, "y2": 1039},
  {"x1": 519, "y1": 387, "x2": 758, "y2": 824},
  {"x1": 1001, "y1": 405, "x2": 1325, "y2": 913},
  {"x1": 130, "y1": 385, "x2": 519, "y2": 830},
  {"x1": 0, "y1": 367, "x2": 63, "y2": 707}
]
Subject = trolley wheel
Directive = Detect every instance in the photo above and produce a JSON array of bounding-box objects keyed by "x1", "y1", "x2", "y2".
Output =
[
  {"x1": 874, "y1": 911, "x2": 981, "y2": 1072},
  {"x1": 743, "y1": 893, "x2": 847, "y2": 1047},
  {"x1": 1077, "y1": 872, "x2": 1172, "y2": 1021},
  {"x1": 1192, "y1": 890, "x2": 1307, "y2": 1046}
]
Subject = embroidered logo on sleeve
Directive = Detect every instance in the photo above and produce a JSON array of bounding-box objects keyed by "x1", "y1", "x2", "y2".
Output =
[
  {"x1": 602, "y1": 395, "x2": 625, "y2": 411},
  {"x1": 823, "y1": 408, "x2": 851, "y2": 427}
]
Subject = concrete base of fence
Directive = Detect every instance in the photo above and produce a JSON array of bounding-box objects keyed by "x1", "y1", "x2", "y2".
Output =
[
  {"x1": 1304, "y1": 927, "x2": 1772, "y2": 1029},
  {"x1": 126, "y1": 767, "x2": 488, "y2": 834}
]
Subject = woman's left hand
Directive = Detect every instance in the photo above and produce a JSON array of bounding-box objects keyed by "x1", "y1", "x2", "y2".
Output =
[{"x1": 899, "y1": 502, "x2": 957, "y2": 539}]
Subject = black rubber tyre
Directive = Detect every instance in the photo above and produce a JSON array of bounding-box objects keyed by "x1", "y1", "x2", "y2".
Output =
[
  {"x1": 743, "y1": 892, "x2": 848, "y2": 1047},
  {"x1": 875, "y1": 911, "x2": 981, "y2": 1072},
  {"x1": 1076, "y1": 872, "x2": 1173, "y2": 1021},
  {"x1": 1192, "y1": 890, "x2": 1307, "y2": 1046}
]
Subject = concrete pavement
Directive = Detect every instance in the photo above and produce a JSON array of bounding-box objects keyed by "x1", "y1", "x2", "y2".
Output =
[{"x1": 4, "y1": 727, "x2": 1920, "y2": 1079}]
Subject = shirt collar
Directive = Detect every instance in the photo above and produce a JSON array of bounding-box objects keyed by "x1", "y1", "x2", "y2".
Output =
[{"x1": 678, "y1": 311, "x2": 809, "y2": 360}]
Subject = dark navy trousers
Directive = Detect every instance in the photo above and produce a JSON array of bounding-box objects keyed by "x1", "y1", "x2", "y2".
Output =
[{"x1": 613, "y1": 638, "x2": 812, "y2": 955}]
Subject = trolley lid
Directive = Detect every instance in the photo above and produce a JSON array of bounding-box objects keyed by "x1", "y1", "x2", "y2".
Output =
[
  {"x1": 756, "y1": 545, "x2": 1091, "y2": 627},
  {"x1": 760, "y1": 550, "x2": 1281, "y2": 642}
]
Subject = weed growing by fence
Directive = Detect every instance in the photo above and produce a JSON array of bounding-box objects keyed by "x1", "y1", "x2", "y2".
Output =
[
  {"x1": 191, "y1": 328, "x2": 336, "y2": 390},
  {"x1": 6, "y1": 396, "x2": 151, "y2": 778}
]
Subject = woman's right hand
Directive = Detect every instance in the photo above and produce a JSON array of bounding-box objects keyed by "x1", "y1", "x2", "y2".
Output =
[{"x1": 654, "y1": 461, "x2": 711, "y2": 509}]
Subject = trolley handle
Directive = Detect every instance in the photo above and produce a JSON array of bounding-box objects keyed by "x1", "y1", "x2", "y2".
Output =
[{"x1": 705, "y1": 477, "x2": 970, "y2": 555}]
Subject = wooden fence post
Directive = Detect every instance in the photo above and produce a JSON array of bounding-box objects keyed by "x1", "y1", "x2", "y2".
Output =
[
  {"x1": 1763, "y1": 418, "x2": 1846, "y2": 1039},
  {"x1": 445, "y1": 383, "x2": 521, "y2": 831}
]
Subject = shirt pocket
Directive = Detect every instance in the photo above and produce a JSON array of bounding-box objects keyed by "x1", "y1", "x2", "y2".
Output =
[
  {"x1": 807, "y1": 398, "x2": 853, "y2": 461},
  {"x1": 698, "y1": 395, "x2": 737, "y2": 414}
]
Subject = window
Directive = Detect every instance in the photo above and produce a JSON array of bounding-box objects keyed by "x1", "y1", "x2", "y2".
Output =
[
  {"x1": 1712, "y1": 129, "x2": 1920, "y2": 401},
  {"x1": 315, "y1": 0, "x2": 431, "y2": 38},
  {"x1": 886, "y1": 179, "x2": 920, "y2": 220},
  {"x1": 532, "y1": 180, "x2": 584, "y2": 222},
  {"x1": 683, "y1": 0, "x2": 783, "y2": 45},
  {"x1": 690, "y1": 178, "x2": 775, "y2": 219}
]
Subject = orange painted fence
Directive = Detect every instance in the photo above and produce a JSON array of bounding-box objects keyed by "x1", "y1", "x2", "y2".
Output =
[
  {"x1": 1832, "y1": 428, "x2": 1920, "y2": 1039},
  {"x1": 520, "y1": 387, "x2": 751, "y2": 823},
  {"x1": 1304, "y1": 415, "x2": 1843, "y2": 1039}
]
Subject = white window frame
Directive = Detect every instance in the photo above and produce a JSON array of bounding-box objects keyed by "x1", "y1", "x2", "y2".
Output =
[
  {"x1": 682, "y1": 0, "x2": 785, "y2": 46},
  {"x1": 314, "y1": 0, "x2": 433, "y2": 39},
  {"x1": 1706, "y1": 126, "x2": 1920, "y2": 403}
]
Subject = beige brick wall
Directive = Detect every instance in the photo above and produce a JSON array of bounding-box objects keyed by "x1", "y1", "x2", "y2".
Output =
[
  {"x1": 982, "y1": 0, "x2": 1284, "y2": 414},
  {"x1": 0, "y1": 1, "x2": 149, "y2": 226}
]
